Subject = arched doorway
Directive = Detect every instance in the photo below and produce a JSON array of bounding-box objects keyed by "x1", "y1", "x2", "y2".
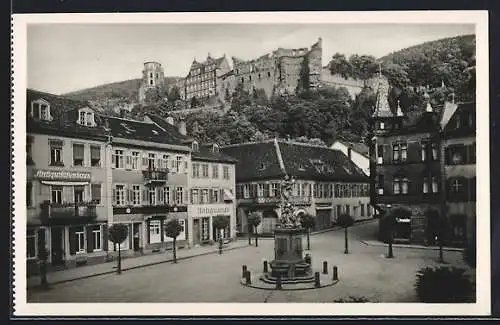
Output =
[{"x1": 261, "y1": 209, "x2": 278, "y2": 234}]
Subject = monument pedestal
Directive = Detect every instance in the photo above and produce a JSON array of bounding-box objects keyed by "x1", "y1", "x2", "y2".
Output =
[{"x1": 262, "y1": 226, "x2": 313, "y2": 284}]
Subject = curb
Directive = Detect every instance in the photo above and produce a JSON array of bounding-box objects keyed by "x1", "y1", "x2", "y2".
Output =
[
  {"x1": 27, "y1": 244, "x2": 251, "y2": 289},
  {"x1": 240, "y1": 278, "x2": 339, "y2": 291},
  {"x1": 360, "y1": 240, "x2": 464, "y2": 252}
]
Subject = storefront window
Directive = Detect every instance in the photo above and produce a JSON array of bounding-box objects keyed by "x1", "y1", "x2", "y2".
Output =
[
  {"x1": 202, "y1": 217, "x2": 210, "y2": 241},
  {"x1": 149, "y1": 220, "x2": 161, "y2": 244}
]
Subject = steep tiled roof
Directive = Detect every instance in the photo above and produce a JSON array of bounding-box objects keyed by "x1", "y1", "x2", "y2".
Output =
[
  {"x1": 26, "y1": 89, "x2": 108, "y2": 140},
  {"x1": 106, "y1": 116, "x2": 189, "y2": 147},
  {"x1": 278, "y1": 142, "x2": 368, "y2": 182},
  {"x1": 27, "y1": 89, "x2": 90, "y2": 114},
  {"x1": 335, "y1": 140, "x2": 369, "y2": 157},
  {"x1": 221, "y1": 141, "x2": 285, "y2": 181},
  {"x1": 221, "y1": 140, "x2": 368, "y2": 182},
  {"x1": 145, "y1": 114, "x2": 193, "y2": 144},
  {"x1": 192, "y1": 144, "x2": 238, "y2": 164}
]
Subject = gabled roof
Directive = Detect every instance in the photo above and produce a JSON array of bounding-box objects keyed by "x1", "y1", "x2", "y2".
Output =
[
  {"x1": 106, "y1": 116, "x2": 189, "y2": 148},
  {"x1": 192, "y1": 144, "x2": 238, "y2": 164},
  {"x1": 27, "y1": 89, "x2": 90, "y2": 114},
  {"x1": 440, "y1": 101, "x2": 460, "y2": 130},
  {"x1": 26, "y1": 89, "x2": 108, "y2": 140},
  {"x1": 221, "y1": 140, "x2": 285, "y2": 181},
  {"x1": 221, "y1": 140, "x2": 368, "y2": 182},
  {"x1": 333, "y1": 140, "x2": 369, "y2": 157},
  {"x1": 145, "y1": 114, "x2": 193, "y2": 144}
]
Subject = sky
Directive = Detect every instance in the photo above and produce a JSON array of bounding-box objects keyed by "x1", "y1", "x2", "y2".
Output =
[{"x1": 27, "y1": 23, "x2": 475, "y2": 95}]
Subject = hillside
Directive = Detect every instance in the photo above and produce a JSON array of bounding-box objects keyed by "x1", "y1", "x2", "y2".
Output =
[
  {"x1": 60, "y1": 34, "x2": 475, "y2": 146},
  {"x1": 64, "y1": 76, "x2": 182, "y2": 103}
]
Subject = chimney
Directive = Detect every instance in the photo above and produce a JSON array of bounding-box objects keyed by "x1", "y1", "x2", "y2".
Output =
[
  {"x1": 178, "y1": 119, "x2": 187, "y2": 136},
  {"x1": 165, "y1": 116, "x2": 174, "y2": 126},
  {"x1": 348, "y1": 147, "x2": 352, "y2": 160}
]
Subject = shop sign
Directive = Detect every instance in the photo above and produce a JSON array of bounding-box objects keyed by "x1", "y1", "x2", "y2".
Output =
[
  {"x1": 35, "y1": 169, "x2": 91, "y2": 181},
  {"x1": 197, "y1": 206, "x2": 231, "y2": 216},
  {"x1": 396, "y1": 218, "x2": 411, "y2": 223}
]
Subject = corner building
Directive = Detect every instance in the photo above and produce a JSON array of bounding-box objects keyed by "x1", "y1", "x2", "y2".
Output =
[
  {"x1": 26, "y1": 89, "x2": 111, "y2": 274},
  {"x1": 188, "y1": 142, "x2": 238, "y2": 246}
]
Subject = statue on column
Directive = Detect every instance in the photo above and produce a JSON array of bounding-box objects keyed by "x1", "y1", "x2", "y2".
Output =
[{"x1": 279, "y1": 175, "x2": 300, "y2": 228}]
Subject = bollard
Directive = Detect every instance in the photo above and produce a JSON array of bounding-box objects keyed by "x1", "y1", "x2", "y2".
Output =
[
  {"x1": 333, "y1": 266, "x2": 338, "y2": 281},
  {"x1": 245, "y1": 270, "x2": 252, "y2": 285},
  {"x1": 314, "y1": 271, "x2": 320, "y2": 288},
  {"x1": 276, "y1": 275, "x2": 282, "y2": 290},
  {"x1": 242, "y1": 265, "x2": 247, "y2": 278},
  {"x1": 263, "y1": 260, "x2": 268, "y2": 273},
  {"x1": 323, "y1": 261, "x2": 328, "y2": 274}
]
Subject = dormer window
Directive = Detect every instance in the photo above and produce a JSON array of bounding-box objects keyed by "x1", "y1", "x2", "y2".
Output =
[
  {"x1": 212, "y1": 144, "x2": 219, "y2": 153},
  {"x1": 379, "y1": 122, "x2": 385, "y2": 130},
  {"x1": 77, "y1": 108, "x2": 96, "y2": 127},
  {"x1": 31, "y1": 99, "x2": 52, "y2": 121},
  {"x1": 192, "y1": 141, "x2": 199, "y2": 152},
  {"x1": 259, "y1": 163, "x2": 266, "y2": 170}
]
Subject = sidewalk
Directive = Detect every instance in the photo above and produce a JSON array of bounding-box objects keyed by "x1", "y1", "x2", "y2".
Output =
[
  {"x1": 27, "y1": 239, "x2": 251, "y2": 289},
  {"x1": 360, "y1": 240, "x2": 464, "y2": 252}
]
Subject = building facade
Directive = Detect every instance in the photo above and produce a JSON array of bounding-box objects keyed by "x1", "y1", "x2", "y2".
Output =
[
  {"x1": 222, "y1": 139, "x2": 371, "y2": 236},
  {"x1": 181, "y1": 54, "x2": 232, "y2": 101},
  {"x1": 370, "y1": 76, "x2": 444, "y2": 244},
  {"x1": 27, "y1": 90, "x2": 111, "y2": 274},
  {"x1": 106, "y1": 116, "x2": 192, "y2": 255},
  {"x1": 441, "y1": 101, "x2": 476, "y2": 245},
  {"x1": 188, "y1": 142, "x2": 237, "y2": 246}
]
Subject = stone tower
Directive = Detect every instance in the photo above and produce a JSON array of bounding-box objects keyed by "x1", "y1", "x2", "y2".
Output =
[
  {"x1": 138, "y1": 61, "x2": 165, "y2": 104},
  {"x1": 307, "y1": 37, "x2": 323, "y2": 88}
]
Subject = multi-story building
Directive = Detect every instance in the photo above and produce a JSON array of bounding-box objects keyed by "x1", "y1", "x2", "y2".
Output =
[
  {"x1": 371, "y1": 79, "x2": 444, "y2": 244},
  {"x1": 440, "y1": 100, "x2": 476, "y2": 245},
  {"x1": 221, "y1": 139, "x2": 371, "y2": 236},
  {"x1": 107, "y1": 114, "x2": 192, "y2": 254},
  {"x1": 330, "y1": 140, "x2": 370, "y2": 176},
  {"x1": 188, "y1": 142, "x2": 238, "y2": 246},
  {"x1": 181, "y1": 54, "x2": 232, "y2": 101},
  {"x1": 26, "y1": 89, "x2": 111, "y2": 274}
]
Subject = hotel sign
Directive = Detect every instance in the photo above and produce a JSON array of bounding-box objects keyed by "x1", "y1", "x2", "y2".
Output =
[
  {"x1": 197, "y1": 206, "x2": 231, "y2": 216},
  {"x1": 35, "y1": 169, "x2": 91, "y2": 181}
]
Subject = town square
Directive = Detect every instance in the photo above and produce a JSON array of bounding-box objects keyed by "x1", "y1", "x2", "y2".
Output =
[{"x1": 14, "y1": 13, "x2": 485, "y2": 314}]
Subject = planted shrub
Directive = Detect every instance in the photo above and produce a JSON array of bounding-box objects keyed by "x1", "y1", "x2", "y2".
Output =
[{"x1": 415, "y1": 266, "x2": 475, "y2": 303}]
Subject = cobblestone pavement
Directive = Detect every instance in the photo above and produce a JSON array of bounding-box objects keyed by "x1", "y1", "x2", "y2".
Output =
[{"x1": 27, "y1": 221, "x2": 473, "y2": 303}]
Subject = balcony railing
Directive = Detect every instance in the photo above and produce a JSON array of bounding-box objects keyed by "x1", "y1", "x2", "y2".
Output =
[
  {"x1": 42, "y1": 201, "x2": 97, "y2": 220},
  {"x1": 142, "y1": 168, "x2": 168, "y2": 184}
]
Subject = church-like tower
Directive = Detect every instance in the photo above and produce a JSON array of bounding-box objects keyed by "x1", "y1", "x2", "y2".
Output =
[{"x1": 138, "y1": 61, "x2": 165, "y2": 104}]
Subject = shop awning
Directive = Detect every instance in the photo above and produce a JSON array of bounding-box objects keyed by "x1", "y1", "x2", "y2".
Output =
[
  {"x1": 223, "y1": 189, "x2": 235, "y2": 201},
  {"x1": 41, "y1": 181, "x2": 90, "y2": 186}
]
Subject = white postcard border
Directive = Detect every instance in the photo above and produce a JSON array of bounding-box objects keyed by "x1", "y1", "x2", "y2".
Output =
[{"x1": 12, "y1": 10, "x2": 490, "y2": 316}]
